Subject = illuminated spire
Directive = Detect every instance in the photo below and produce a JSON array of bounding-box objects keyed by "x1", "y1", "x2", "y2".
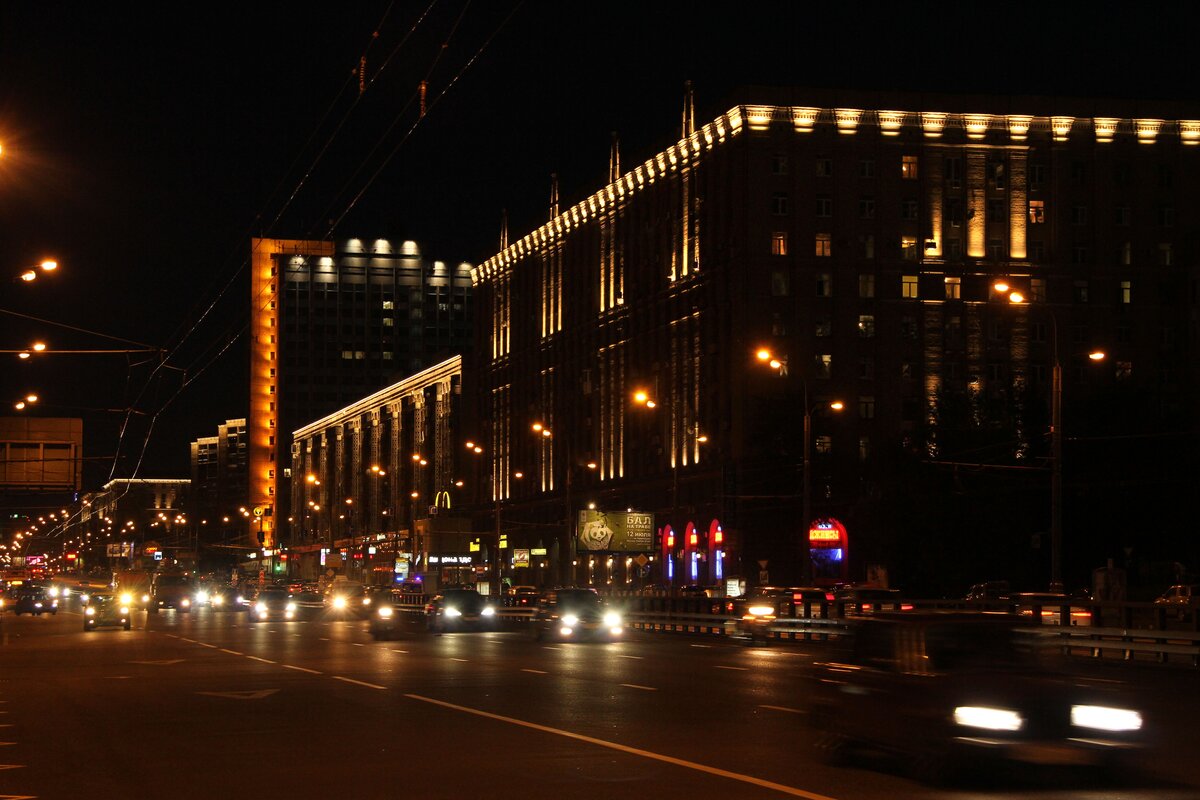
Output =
[
  {"x1": 682, "y1": 80, "x2": 695, "y2": 138},
  {"x1": 500, "y1": 209, "x2": 508, "y2": 250},
  {"x1": 549, "y1": 173, "x2": 559, "y2": 220},
  {"x1": 609, "y1": 132, "x2": 620, "y2": 183}
]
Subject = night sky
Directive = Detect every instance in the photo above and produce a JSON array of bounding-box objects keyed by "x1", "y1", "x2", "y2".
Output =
[{"x1": 0, "y1": 1, "x2": 1192, "y2": 484}]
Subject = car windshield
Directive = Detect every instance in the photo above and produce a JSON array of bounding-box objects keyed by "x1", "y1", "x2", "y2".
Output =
[
  {"x1": 557, "y1": 589, "x2": 602, "y2": 607},
  {"x1": 925, "y1": 623, "x2": 1030, "y2": 671},
  {"x1": 156, "y1": 575, "x2": 190, "y2": 586},
  {"x1": 259, "y1": 590, "x2": 289, "y2": 602},
  {"x1": 443, "y1": 590, "x2": 485, "y2": 610}
]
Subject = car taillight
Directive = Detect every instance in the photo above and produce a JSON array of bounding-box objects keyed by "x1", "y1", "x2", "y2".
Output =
[{"x1": 900, "y1": 603, "x2": 914, "y2": 611}]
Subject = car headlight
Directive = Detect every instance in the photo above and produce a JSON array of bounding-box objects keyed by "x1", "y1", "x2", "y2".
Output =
[
  {"x1": 286, "y1": 603, "x2": 296, "y2": 613},
  {"x1": 196, "y1": 591, "x2": 209, "y2": 603},
  {"x1": 212, "y1": 595, "x2": 224, "y2": 605},
  {"x1": 85, "y1": 607, "x2": 96, "y2": 617},
  {"x1": 362, "y1": 597, "x2": 371, "y2": 605},
  {"x1": 481, "y1": 606, "x2": 496, "y2": 617},
  {"x1": 237, "y1": 595, "x2": 246, "y2": 604},
  {"x1": 119, "y1": 593, "x2": 130, "y2": 605},
  {"x1": 181, "y1": 598, "x2": 190, "y2": 606},
  {"x1": 255, "y1": 602, "x2": 267, "y2": 613},
  {"x1": 444, "y1": 607, "x2": 462, "y2": 617},
  {"x1": 120, "y1": 607, "x2": 130, "y2": 615},
  {"x1": 81, "y1": 594, "x2": 91, "y2": 603},
  {"x1": 141, "y1": 594, "x2": 150, "y2": 603},
  {"x1": 747, "y1": 605, "x2": 775, "y2": 617},
  {"x1": 1071, "y1": 705, "x2": 1143, "y2": 732},
  {"x1": 603, "y1": 612, "x2": 622, "y2": 627},
  {"x1": 48, "y1": 587, "x2": 59, "y2": 597},
  {"x1": 332, "y1": 596, "x2": 347, "y2": 609},
  {"x1": 953, "y1": 706, "x2": 1024, "y2": 731},
  {"x1": 562, "y1": 614, "x2": 579, "y2": 626},
  {"x1": 378, "y1": 606, "x2": 394, "y2": 618},
  {"x1": 34, "y1": 602, "x2": 42, "y2": 608}
]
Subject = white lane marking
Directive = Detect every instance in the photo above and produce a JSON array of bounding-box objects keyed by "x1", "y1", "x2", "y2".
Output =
[
  {"x1": 616, "y1": 654, "x2": 642, "y2": 660},
  {"x1": 198, "y1": 643, "x2": 218, "y2": 649},
  {"x1": 390, "y1": 649, "x2": 409, "y2": 654},
  {"x1": 450, "y1": 658, "x2": 469, "y2": 662},
  {"x1": 619, "y1": 683, "x2": 658, "y2": 691},
  {"x1": 715, "y1": 665, "x2": 748, "y2": 671},
  {"x1": 404, "y1": 694, "x2": 841, "y2": 800},
  {"x1": 0, "y1": 763, "x2": 26, "y2": 769},
  {"x1": 319, "y1": 638, "x2": 330, "y2": 641},
  {"x1": 164, "y1": 634, "x2": 179, "y2": 638},
  {"x1": 282, "y1": 665, "x2": 321, "y2": 675},
  {"x1": 196, "y1": 690, "x2": 278, "y2": 700},
  {"x1": 245, "y1": 656, "x2": 275, "y2": 664},
  {"x1": 690, "y1": 644, "x2": 712, "y2": 648},
  {"x1": 760, "y1": 704, "x2": 807, "y2": 714},
  {"x1": 352, "y1": 643, "x2": 365, "y2": 647},
  {"x1": 179, "y1": 638, "x2": 196, "y2": 643},
  {"x1": 541, "y1": 646, "x2": 562, "y2": 651},
  {"x1": 219, "y1": 649, "x2": 243, "y2": 656},
  {"x1": 333, "y1": 676, "x2": 387, "y2": 690},
  {"x1": 521, "y1": 669, "x2": 547, "y2": 674}
]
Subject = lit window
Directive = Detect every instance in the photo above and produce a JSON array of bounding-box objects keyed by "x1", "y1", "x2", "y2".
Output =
[
  {"x1": 857, "y1": 315, "x2": 875, "y2": 338},
  {"x1": 901, "y1": 237, "x2": 919, "y2": 261},
  {"x1": 862, "y1": 234, "x2": 875, "y2": 260},
  {"x1": 1028, "y1": 200, "x2": 1045, "y2": 224},
  {"x1": 945, "y1": 276, "x2": 961, "y2": 300},
  {"x1": 901, "y1": 155, "x2": 918, "y2": 179},
  {"x1": 383, "y1": 300, "x2": 394, "y2": 310},
  {"x1": 901, "y1": 274, "x2": 919, "y2": 299},
  {"x1": 771, "y1": 232, "x2": 788, "y2": 256},
  {"x1": 815, "y1": 233, "x2": 832, "y2": 257},
  {"x1": 383, "y1": 318, "x2": 394, "y2": 327},
  {"x1": 1120, "y1": 280, "x2": 1131, "y2": 304},
  {"x1": 815, "y1": 435, "x2": 832, "y2": 455}
]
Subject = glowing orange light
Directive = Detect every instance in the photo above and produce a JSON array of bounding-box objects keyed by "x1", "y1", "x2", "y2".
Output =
[
  {"x1": 1089, "y1": 351, "x2": 1106, "y2": 361},
  {"x1": 755, "y1": 348, "x2": 771, "y2": 362},
  {"x1": 993, "y1": 281, "x2": 1009, "y2": 293},
  {"x1": 829, "y1": 401, "x2": 845, "y2": 411},
  {"x1": 1008, "y1": 291, "x2": 1025, "y2": 304}
]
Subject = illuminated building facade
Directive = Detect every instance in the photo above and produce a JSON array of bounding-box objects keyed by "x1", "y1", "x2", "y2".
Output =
[
  {"x1": 469, "y1": 90, "x2": 1199, "y2": 590},
  {"x1": 249, "y1": 238, "x2": 472, "y2": 550},
  {"x1": 289, "y1": 356, "x2": 464, "y2": 583}
]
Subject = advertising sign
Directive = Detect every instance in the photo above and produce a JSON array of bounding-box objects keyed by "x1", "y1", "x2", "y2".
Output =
[
  {"x1": 575, "y1": 509, "x2": 654, "y2": 553},
  {"x1": 513, "y1": 549, "x2": 530, "y2": 568}
]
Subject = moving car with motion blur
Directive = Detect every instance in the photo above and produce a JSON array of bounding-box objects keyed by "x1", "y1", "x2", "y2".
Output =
[
  {"x1": 368, "y1": 590, "x2": 410, "y2": 640},
  {"x1": 730, "y1": 586, "x2": 829, "y2": 644},
  {"x1": 531, "y1": 587, "x2": 622, "y2": 642},
  {"x1": 1010, "y1": 592, "x2": 1092, "y2": 627},
  {"x1": 807, "y1": 613, "x2": 1145, "y2": 783},
  {"x1": 425, "y1": 587, "x2": 497, "y2": 634},
  {"x1": 324, "y1": 580, "x2": 366, "y2": 614},
  {"x1": 250, "y1": 588, "x2": 297, "y2": 622},
  {"x1": 83, "y1": 592, "x2": 131, "y2": 631}
]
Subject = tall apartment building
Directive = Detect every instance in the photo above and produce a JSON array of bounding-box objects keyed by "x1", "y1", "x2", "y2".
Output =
[
  {"x1": 249, "y1": 238, "x2": 473, "y2": 548},
  {"x1": 189, "y1": 418, "x2": 248, "y2": 539},
  {"x1": 468, "y1": 89, "x2": 1199, "y2": 592}
]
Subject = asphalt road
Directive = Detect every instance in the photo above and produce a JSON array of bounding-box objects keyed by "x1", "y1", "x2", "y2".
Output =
[{"x1": 1, "y1": 600, "x2": 1198, "y2": 800}]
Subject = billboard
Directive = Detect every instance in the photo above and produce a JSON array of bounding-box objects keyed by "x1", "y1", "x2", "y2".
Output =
[{"x1": 575, "y1": 509, "x2": 654, "y2": 553}]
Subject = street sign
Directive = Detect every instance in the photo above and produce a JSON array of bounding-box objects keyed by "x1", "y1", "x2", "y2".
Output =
[{"x1": 253, "y1": 506, "x2": 265, "y2": 517}]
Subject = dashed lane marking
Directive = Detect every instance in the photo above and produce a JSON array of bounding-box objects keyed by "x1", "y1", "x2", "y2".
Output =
[
  {"x1": 715, "y1": 665, "x2": 748, "y2": 671},
  {"x1": 282, "y1": 665, "x2": 321, "y2": 675},
  {"x1": 0, "y1": 764, "x2": 26, "y2": 769},
  {"x1": 616, "y1": 655, "x2": 643, "y2": 660},
  {"x1": 760, "y1": 704, "x2": 807, "y2": 714},
  {"x1": 541, "y1": 646, "x2": 562, "y2": 651},
  {"x1": 198, "y1": 643, "x2": 218, "y2": 649},
  {"x1": 390, "y1": 649, "x2": 409, "y2": 654},
  {"x1": 450, "y1": 658, "x2": 469, "y2": 662},
  {"x1": 333, "y1": 676, "x2": 386, "y2": 690},
  {"x1": 219, "y1": 649, "x2": 243, "y2": 656},
  {"x1": 404, "y1": 693, "x2": 841, "y2": 800},
  {"x1": 352, "y1": 643, "x2": 365, "y2": 647},
  {"x1": 245, "y1": 656, "x2": 275, "y2": 664},
  {"x1": 196, "y1": 690, "x2": 279, "y2": 700},
  {"x1": 521, "y1": 669, "x2": 548, "y2": 674},
  {"x1": 690, "y1": 644, "x2": 712, "y2": 648},
  {"x1": 619, "y1": 684, "x2": 657, "y2": 691}
]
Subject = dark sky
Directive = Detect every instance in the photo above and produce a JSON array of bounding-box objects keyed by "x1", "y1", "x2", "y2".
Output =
[{"x1": 0, "y1": 1, "x2": 1192, "y2": 485}]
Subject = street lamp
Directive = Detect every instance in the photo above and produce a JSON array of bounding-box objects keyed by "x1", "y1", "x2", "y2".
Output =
[
  {"x1": 16, "y1": 260, "x2": 57, "y2": 284},
  {"x1": 755, "y1": 348, "x2": 843, "y2": 583},
  {"x1": 996, "y1": 283, "x2": 1105, "y2": 591}
]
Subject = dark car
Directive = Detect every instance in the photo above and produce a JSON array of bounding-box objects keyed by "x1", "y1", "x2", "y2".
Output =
[
  {"x1": 1010, "y1": 592, "x2": 1092, "y2": 627},
  {"x1": 204, "y1": 585, "x2": 243, "y2": 611},
  {"x1": 807, "y1": 613, "x2": 1146, "y2": 783},
  {"x1": 531, "y1": 588, "x2": 623, "y2": 642},
  {"x1": 13, "y1": 587, "x2": 58, "y2": 616},
  {"x1": 84, "y1": 593, "x2": 131, "y2": 631},
  {"x1": 508, "y1": 586, "x2": 540, "y2": 608},
  {"x1": 425, "y1": 588, "x2": 496, "y2": 633},
  {"x1": 368, "y1": 590, "x2": 411, "y2": 640},
  {"x1": 358, "y1": 585, "x2": 396, "y2": 618},
  {"x1": 250, "y1": 588, "x2": 297, "y2": 622},
  {"x1": 835, "y1": 586, "x2": 907, "y2": 615}
]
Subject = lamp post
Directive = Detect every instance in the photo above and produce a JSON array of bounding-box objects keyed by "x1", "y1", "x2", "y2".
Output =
[
  {"x1": 755, "y1": 348, "x2": 843, "y2": 584},
  {"x1": 996, "y1": 283, "x2": 1105, "y2": 591}
]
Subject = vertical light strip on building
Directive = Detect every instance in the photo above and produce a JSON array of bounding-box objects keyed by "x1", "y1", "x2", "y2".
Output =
[
  {"x1": 966, "y1": 151, "x2": 987, "y2": 258},
  {"x1": 1008, "y1": 151, "x2": 1028, "y2": 260},
  {"x1": 249, "y1": 238, "x2": 332, "y2": 548}
]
